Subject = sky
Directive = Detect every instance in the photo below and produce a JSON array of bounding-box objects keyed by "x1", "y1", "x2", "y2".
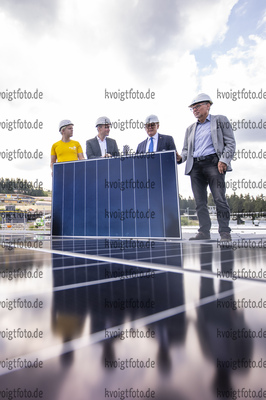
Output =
[{"x1": 0, "y1": 0, "x2": 265, "y2": 198}]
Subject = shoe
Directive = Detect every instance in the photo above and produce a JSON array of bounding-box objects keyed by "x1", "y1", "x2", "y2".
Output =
[
  {"x1": 189, "y1": 232, "x2": 210, "y2": 240},
  {"x1": 220, "y1": 232, "x2": 232, "y2": 242}
]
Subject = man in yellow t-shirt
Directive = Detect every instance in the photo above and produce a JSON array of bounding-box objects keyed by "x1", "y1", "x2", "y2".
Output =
[{"x1": 50, "y1": 120, "x2": 85, "y2": 172}]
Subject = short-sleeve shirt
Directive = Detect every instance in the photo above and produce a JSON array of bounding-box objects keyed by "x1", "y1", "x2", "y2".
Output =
[{"x1": 51, "y1": 140, "x2": 83, "y2": 162}]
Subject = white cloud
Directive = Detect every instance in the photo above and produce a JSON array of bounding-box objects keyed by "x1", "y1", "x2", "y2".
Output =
[
  {"x1": 257, "y1": 9, "x2": 266, "y2": 28},
  {"x1": 237, "y1": 36, "x2": 245, "y2": 46},
  {"x1": 0, "y1": 0, "x2": 264, "y2": 198},
  {"x1": 234, "y1": 1, "x2": 248, "y2": 16}
]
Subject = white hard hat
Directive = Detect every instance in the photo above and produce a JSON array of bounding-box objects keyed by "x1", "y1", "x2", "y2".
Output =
[
  {"x1": 95, "y1": 116, "x2": 111, "y2": 127},
  {"x1": 59, "y1": 119, "x2": 74, "y2": 132},
  {"x1": 145, "y1": 114, "x2": 159, "y2": 124},
  {"x1": 188, "y1": 93, "x2": 213, "y2": 107}
]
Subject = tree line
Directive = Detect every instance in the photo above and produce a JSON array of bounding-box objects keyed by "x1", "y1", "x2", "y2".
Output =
[
  {"x1": 179, "y1": 193, "x2": 266, "y2": 213},
  {"x1": 0, "y1": 178, "x2": 47, "y2": 197}
]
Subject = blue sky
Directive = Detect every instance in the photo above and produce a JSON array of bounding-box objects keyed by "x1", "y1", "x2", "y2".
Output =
[{"x1": 194, "y1": 0, "x2": 266, "y2": 70}]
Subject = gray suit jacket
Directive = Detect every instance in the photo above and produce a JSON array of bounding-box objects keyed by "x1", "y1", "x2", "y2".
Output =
[
  {"x1": 86, "y1": 137, "x2": 119, "y2": 159},
  {"x1": 136, "y1": 133, "x2": 176, "y2": 153},
  {"x1": 180, "y1": 114, "x2": 236, "y2": 175}
]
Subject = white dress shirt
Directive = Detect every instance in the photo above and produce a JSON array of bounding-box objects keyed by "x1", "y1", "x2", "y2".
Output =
[{"x1": 97, "y1": 136, "x2": 107, "y2": 156}]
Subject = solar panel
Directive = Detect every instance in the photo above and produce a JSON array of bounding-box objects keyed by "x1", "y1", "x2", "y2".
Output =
[{"x1": 0, "y1": 232, "x2": 265, "y2": 399}]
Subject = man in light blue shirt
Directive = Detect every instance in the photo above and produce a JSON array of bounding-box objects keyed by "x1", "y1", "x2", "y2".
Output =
[{"x1": 177, "y1": 93, "x2": 236, "y2": 242}]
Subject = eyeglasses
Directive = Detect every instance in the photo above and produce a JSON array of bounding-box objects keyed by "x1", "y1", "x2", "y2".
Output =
[
  {"x1": 145, "y1": 123, "x2": 157, "y2": 128},
  {"x1": 190, "y1": 102, "x2": 208, "y2": 112}
]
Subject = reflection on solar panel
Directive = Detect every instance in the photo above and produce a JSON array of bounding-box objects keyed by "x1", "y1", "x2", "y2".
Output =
[{"x1": 0, "y1": 233, "x2": 265, "y2": 399}]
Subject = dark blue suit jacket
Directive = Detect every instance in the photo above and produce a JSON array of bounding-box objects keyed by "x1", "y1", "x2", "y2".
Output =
[{"x1": 136, "y1": 133, "x2": 176, "y2": 153}]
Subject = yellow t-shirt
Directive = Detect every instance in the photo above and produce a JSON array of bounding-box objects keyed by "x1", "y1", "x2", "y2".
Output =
[{"x1": 51, "y1": 140, "x2": 83, "y2": 162}]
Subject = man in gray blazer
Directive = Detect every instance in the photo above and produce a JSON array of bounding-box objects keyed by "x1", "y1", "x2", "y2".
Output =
[
  {"x1": 176, "y1": 93, "x2": 236, "y2": 242},
  {"x1": 86, "y1": 116, "x2": 119, "y2": 159},
  {"x1": 136, "y1": 115, "x2": 176, "y2": 154}
]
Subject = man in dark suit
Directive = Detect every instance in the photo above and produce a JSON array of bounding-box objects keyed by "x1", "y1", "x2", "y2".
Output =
[
  {"x1": 176, "y1": 93, "x2": 236, "y2": 242},
  {"x1": 136, "y1": 115, "x2": 176, "y2": 154},
  {"x1": 86, "y1": 116, "x2": 119, "y2": 159}
]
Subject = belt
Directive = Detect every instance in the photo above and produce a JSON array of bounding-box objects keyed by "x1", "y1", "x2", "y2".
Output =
[{"x1": 193, "y1": 153, "x2": 216, "y2": 161}]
